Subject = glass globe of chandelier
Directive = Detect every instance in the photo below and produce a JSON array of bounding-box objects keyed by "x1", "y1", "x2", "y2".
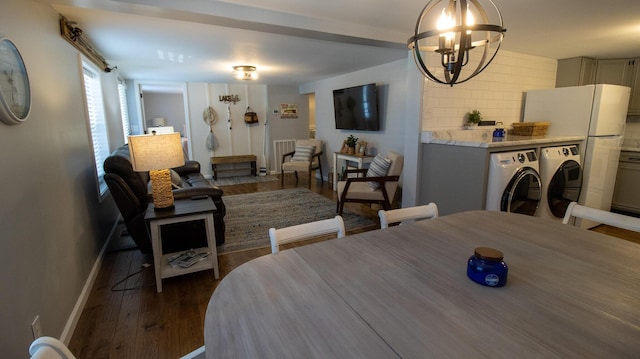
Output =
[{"x1": 407, "y1": 0, "x2": 507, "y2": 86}]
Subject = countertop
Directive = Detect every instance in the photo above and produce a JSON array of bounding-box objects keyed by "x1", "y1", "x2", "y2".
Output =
[
  {"x1": 421, "y1": 129, "x2": 584, "y2": 148},
  {"x1": 622, "y1": 140, "x2": 640, "y2": 152}
]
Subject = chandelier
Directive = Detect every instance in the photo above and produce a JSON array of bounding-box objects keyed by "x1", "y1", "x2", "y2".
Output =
[
  {"x1": 407, "y1": 0, "x2": 506, "y2": 86},
  {"x1": 232, "y1": 65, "x2": 259, "y2": 81}
]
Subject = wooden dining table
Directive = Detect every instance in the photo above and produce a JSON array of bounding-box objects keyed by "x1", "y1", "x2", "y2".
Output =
[{"x1": 204, "y1": 211, "x2": 640, "y2": 358}]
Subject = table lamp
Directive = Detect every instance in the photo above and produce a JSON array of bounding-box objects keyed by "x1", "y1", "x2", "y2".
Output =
[{"x1": 129, "y1": 132, "x2": 185, "y2": 210}]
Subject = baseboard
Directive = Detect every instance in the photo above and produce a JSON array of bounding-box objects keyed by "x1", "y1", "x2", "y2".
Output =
[{"x1": 59, "y1": 215, "x2": 121, "y2": 345}]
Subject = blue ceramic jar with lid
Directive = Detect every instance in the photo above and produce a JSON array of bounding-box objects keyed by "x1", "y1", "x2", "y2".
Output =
[
  {"x1": 467, "y1": 247, "x2": 508, "y2": 287},
  {"x1": 492, "y1": 122, "x2": 505, "y2": 142}
]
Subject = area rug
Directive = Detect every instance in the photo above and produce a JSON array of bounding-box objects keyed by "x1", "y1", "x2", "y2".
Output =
[
  {"x1": 219, "y1": 188, "x2": 376, "y2": 254},
  {"x1": 209, "y1": 175, "x2": 278, "y2": 186}
]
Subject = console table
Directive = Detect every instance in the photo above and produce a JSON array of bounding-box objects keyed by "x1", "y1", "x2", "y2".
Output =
[
  {"x1": 210, "y1": 155, "x2": 257, "y2": 180},
  {"x1": 145, "y1": 198, "x2": 219, "y2": 292},
  {"x1": 332, "y1": 152, "x2": 374, "y2": 190}
]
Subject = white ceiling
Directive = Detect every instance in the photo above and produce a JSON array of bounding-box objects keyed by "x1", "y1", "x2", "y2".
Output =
[{"x1": 43, "y1": 0, "x2": 640, "y2": 86}]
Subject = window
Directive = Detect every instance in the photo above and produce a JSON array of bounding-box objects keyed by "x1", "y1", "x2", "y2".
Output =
[
  {"x1": 118, "y1": 82, "x2": 131, "y2": 143},
  {"x1": 81, "y1": 60, "x2": 110, "y2": 200}
]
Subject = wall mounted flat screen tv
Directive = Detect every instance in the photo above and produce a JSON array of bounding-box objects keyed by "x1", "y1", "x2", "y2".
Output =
[{"x1": 333, "y1": 83, "x2": 380, "y2": 131}]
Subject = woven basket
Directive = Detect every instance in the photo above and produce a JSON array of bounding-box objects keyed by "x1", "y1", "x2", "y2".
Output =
[{"x1": 511, "y1": 122, "x2": 550, "y2": 136}]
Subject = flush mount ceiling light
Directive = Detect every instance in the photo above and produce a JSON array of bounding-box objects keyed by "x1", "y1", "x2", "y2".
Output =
[
  {"x1": 407, "y1": 0, "x2": 506, "y2": 86},
  {"x1": 232, "y1": 65, "x2": 258, "y2": 81}
]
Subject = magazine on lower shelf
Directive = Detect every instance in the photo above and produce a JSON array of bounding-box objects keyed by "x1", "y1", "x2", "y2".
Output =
[{"x1": 167, "y1": 249, "x2": 210, "y2": 268}]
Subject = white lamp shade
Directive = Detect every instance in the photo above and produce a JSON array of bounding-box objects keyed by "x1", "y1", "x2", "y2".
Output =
[{"x1": 128, "y1": 133, "x2": 185, "y2": 171}]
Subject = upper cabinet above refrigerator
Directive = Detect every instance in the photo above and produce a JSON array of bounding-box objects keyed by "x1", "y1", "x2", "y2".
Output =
[{"x1": 557, "y1": 57, "x2": 640, "y2": 115}]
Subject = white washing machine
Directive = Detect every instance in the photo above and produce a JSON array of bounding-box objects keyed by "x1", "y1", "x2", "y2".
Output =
[
  {"x1": 538, "y1": 145, "x2": 583, "y2": 221},
  {"x1": 486, "y1": 150, "x2": 542, "y2": 216}
]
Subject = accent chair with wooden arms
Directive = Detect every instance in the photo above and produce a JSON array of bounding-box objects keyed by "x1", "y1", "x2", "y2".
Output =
[
  {"x1": 281, "y1": 139, "x2": 324, "y2": 188},
  {"x1": 336, "y1": 152, "x2": 404, "y2": 216}
]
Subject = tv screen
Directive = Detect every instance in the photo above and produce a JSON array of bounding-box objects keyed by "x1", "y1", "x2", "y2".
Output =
[{"x1": 333, "y1": 83, "x2": 380, "y2": 131}]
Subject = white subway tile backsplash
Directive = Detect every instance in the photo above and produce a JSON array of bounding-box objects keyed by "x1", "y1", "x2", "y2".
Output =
[{"x1": 422, "y1": 51, "x2": 557, "y2": 130}]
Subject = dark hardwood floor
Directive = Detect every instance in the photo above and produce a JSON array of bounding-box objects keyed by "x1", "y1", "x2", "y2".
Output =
[{"x1": 69, "y1": 175, "x2": 640, "y2": 358}]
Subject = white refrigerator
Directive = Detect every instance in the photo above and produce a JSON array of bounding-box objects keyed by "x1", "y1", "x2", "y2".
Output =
[{"x1": 523, "y1": 84, "x2": 630, "y2": 228}]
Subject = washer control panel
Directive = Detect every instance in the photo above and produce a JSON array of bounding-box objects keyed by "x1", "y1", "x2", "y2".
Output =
[
  {"x1": 494, "y1": 150, "x2": 538, "y2": 167},
  {"x1": 542, "y1": 145, "x2": 580, "y2": 160}
]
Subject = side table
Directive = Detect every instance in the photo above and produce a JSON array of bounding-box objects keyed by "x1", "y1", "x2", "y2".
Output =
[
  {"x1": 145, "y1": 198, "x2": 220, "y2": 292},
  {"x1": 332, "y1": 152, "x2": 374, "y2": 191}
]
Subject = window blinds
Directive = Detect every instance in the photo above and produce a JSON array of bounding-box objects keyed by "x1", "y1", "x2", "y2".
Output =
[{"x1": 82, "y1": 62, "x2": 110, "y2": 198}]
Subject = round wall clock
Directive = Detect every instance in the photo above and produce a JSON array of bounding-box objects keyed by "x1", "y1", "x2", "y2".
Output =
[{"x1": 0, "y1": 36, "x2": 31, "y2": 125}]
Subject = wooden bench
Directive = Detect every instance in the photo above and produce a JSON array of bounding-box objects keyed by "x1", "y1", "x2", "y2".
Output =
[{"x1": 210, "y1": 155, "x2": 257, "y2": 180}]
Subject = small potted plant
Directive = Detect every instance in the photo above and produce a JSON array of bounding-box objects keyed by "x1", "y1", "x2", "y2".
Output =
[
  {"x1": 466, "y1": 110, "x2": 482, "y2": 128},
  {"x1": 346, "y1": 135, "x2": 358, "y2": 154}
]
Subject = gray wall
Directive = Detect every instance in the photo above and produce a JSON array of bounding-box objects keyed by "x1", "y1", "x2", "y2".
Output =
[
  {"x1": 0, "y1": 1, "x2": 120, "y2": 357},
  {"x1": 300, "y1": 59, "x2": 409, "y2": 168},
  {"x1": 266, "y1": 85, "x2": 310, "y2": 171},
  {"x1": 299, "y1": 58, "x2": 422, "y2": 205},
  {"x1": 143, "y1": 91, "x2": 187, "y2": 135}
]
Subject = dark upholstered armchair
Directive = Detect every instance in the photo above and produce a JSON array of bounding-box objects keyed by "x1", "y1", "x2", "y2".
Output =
[{"x1": 104, "y1": 145, "x2": 226, "y2": 254}]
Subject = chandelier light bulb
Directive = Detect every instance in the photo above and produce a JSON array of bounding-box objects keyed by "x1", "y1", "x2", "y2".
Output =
[
  {"x1": 466, "y1": 4, "x2": 475, "y2": 28},
  {"x1": 437, "y1": 9, "x2": 454, "y2": 31}
]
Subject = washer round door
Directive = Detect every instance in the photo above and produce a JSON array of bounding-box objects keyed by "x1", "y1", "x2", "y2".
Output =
[
  {"x1": 548, "y1": 160, "x2": 582, "y2": 218},
  {"x1": 500, "y1": 167, "x2": 542, "y2": 216}
]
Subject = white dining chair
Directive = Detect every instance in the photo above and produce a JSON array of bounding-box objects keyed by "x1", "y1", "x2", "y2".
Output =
[
  {"x1": 562, "y1": 202, "x2": 640, "y2": 233},
  {"x1": 378, "y1": 203, "x2": 439, "y2": 229},
  {"x1": 269, "y1": 216, "x2": 346, "y2": 253},
  {"x1": 29, "y1": 337, "x2": 76, "y2": 359},
  {"x1": 179, "y1": 345, "x2": 205, "y2": 359}
]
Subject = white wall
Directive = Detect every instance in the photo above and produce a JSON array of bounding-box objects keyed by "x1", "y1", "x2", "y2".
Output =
[
  {"x1": 0, "y1": 0, "x2": 121, "y2": 357},
  {"x1": 137, "y1": 83, "x2": 309, "y2": 177},
  {"x1": 422, "y1": 51, "x2": 557, "y2": 129},
  {"x1": 267, "y1": 85, "x2": 311, "y2": 171},
  {"x1": 186, "y1": 83, "x2": 268, "y2": 177}
]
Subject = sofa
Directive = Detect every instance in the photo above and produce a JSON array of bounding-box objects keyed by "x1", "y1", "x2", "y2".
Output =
[{"x1": 104, "y1": 144, "x2": 226, "y2": 254}]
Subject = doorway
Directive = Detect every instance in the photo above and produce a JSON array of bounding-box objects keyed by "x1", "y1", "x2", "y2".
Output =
[{"x1": 134, "y1": 81, "x2": 191, "y2": 158}]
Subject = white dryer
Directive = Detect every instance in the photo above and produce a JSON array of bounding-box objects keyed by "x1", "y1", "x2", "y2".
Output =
[
  {"x1": 486, "y1": 150, "x2": 542, "y2": 216},
  {"x1": 538, "y1": 145, "x2": 583, "y2": 221}
]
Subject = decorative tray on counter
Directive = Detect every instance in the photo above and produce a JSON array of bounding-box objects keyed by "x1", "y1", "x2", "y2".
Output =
[{"x1": 511, "y1": 122, "x2": 550, "y2": 136}]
